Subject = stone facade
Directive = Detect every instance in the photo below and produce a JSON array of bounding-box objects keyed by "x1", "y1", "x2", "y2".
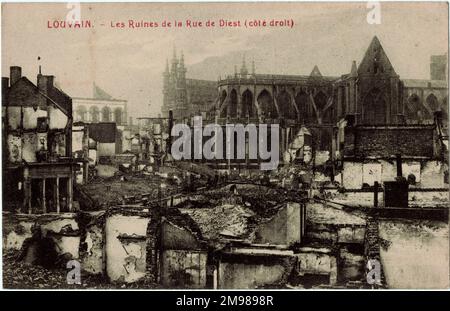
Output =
[
  {"x1": 344, "y1": 125, "x2": 436, "y2": 159},
  {"x1": 72, "y1": 84, "x2": 128, "y2": 126},
  {"x1": 216, "y1": 37, "x2": 447, "y2": 128},
  {"x1": 161, "y1": 50, "x2": 217, "y2": 119}
]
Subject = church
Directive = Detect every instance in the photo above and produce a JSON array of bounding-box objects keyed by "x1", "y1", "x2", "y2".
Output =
[
  {"x1": 161, "y1": 49, "x2": 217, "y2": 120},
  {"x1": 215, "y1": 36, "x2": 447, "y2": 127},
  {"x1": 162, "y1": 36, "x2": 448, "y2": 172}
]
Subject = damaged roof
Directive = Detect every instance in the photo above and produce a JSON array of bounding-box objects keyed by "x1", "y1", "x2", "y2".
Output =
[{"x1": 177, "y1": 184, "x2": 304, "y2": 247}]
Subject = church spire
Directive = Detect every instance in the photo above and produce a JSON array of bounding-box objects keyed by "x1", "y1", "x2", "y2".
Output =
[
  {"x1": 171, "y1": 45, "x2": 178, "y2": 74},
  {"x1": 240, "y1": 54, "x2": 248, "y2": 76},
  {"x1": 172, "y1": 45, "x2": 177, "y2": 61},
  {"x1": 179, "y1": 50, "x2": 185, "y2": 68},
  {"x1": 310, "y1": 65, "x2": 322, "y2": 78}
]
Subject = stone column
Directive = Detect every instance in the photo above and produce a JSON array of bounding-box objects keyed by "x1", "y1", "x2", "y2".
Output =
[{"x1": 237, "y1": 87, "x2": 242, "y2": 118}]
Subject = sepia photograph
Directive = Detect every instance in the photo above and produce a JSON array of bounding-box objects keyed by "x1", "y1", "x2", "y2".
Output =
[{"x1": 0, "y1": 1, "x2": 449, "y2": 292}]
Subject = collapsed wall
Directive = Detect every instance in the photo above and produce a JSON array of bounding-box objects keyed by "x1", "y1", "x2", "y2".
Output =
[{"x1": 2, "y1": 194, "x2": 378, "y2": 289}]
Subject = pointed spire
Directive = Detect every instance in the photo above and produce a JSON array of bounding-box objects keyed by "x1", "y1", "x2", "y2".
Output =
[
  {"x1": 252, "y1": 59, "x2": 255, "y2": 75},
  {"x1": 350, "y1": 60, "x2": 357, "y2": 77},
  {"x1": 172, "y1": 45, "x2": 177, "y2": 60},
  {"x1": 234, "y1": 65, "x2": 238, "y2": 77},
  {"x1": 240, "y1": 54, "x2": 248, "y2": 76},
  {"x1": 310, "y1": 65, "x2": 322, "y2": 78},
  {"x1": 179, "y1": 50, "x2": 185, "y2": 68}
]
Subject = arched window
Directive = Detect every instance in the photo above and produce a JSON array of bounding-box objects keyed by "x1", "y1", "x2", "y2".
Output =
[
  {"x1": 314, "y1": 92, "x2": 328, "y2": 112},
  {"x1": 257, "y1": 89, "x2": 277, "y2": 119},
  {"x1": 76, "y1": 106, "x2": 87, "y2": 122},
  {"x1": 276, "y1": 90, "x2": 297, "y2": 119},
  {"x1": 406, "y1": 94, "x2": 422, "y2": 124},
  {"x1": 426, "y1": 94, "x2": 439, "y2": 112},
  {"x1": 114, "y1": 108, "x2": 123, "y2": 125},
  {"x1": 228, "y1": 89, "x2": 238, "y2": 118},
  {"x1": 295, "y1": 91, "x2": 311, "y2": 123},
  {"x1": 89, "y1": 106, "x2": 100, "y2": 123},
  {"x1": 363, "y1": 88, "x2": 386, "y2": 125},
  {"x1": 241, "y1": 89, "x2": 256, "y2": 118},
  {"x1": 101, "y1": 106, "x2": 111, "y2": 122}
]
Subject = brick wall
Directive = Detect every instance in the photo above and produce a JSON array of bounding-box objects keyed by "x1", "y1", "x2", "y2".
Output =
[{"x1": 345, "y1": 126, "x2": 434, "y2": 158}]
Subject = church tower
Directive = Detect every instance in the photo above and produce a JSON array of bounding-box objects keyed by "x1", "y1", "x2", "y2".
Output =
[
  {"x1": 162, "y1": 59, "x2": 170, "y2": 116},
  {"x1": 176, "y1": 51, "x2": 187, "y2": 118},
  {"x1": 162, "y1": 47, "x2": 189, "y2": 119}
]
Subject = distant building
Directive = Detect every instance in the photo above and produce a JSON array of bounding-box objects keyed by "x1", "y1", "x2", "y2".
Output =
[
  {"x1": 217, "y1": 37, "x2": 448, "y2": 127},
  {"x1": 72, "y1": 84, "x2": 130, "y2": 157},
  {"x1": 2, "y1": 66, "x2": 78, "y2": 213},
  {"x1": 161, "y1": 49, "x2": 217, "y2": 120},
  {"x1": 72, "y1": 83, "x2": 128, "y2": 125},
  {"x1": 176, "y1": 36, "x2": 448, "y2": 174},
  {"x1": 430, "y1": 54, "x2": 447, "y2": 81}
]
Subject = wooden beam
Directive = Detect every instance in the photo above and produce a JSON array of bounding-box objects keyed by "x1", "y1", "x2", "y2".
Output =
[
  {"x1": 25, "y1": 181, "x2": 31, "y2": 214},
  {"x1": 56, "y1": 177, "x2": 60, "y2": 213},
  {"x1": 67, "y1": 176, "x2": 73, "y2": 211},
  {"x1": 42, "y1": 178, "x2": 46, "y2": 213}
]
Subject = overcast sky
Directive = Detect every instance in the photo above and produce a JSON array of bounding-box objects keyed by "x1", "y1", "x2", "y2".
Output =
[{"x1": 2, "y1": 2, "x2": 448, "y2": 119}]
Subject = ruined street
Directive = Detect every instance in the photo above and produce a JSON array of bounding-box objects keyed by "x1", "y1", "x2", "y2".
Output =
[{"x1": 2, "y1": 2, "x2": 449, "y2": 290}]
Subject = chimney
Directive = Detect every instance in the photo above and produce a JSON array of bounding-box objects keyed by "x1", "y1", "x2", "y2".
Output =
[
  {"x1": 37, "y1": 74, "x2": 55, "y2": 95},
  {"x1": 2, "y1": 77, "x2": 9, "y2": 106},
  {"x1": 10, "y1": 66, "x2": 21, "y2": 85}
]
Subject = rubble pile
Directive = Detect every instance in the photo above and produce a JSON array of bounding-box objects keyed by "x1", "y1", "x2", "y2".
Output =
[
  {"x1": 78, "y1": 173, "x2": 183, "y2": 208},
  {"x1": 3, "y1": 250, "x2": 160, "y2": 289}
]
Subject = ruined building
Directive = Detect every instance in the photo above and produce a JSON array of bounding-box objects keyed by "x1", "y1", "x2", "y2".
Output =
[
  {"x1": 185, "y1": 36, "x2": 448, "y2": 171},
  {"x1": 2, "y1": 66, "x2": 77, "y2": 213},
  {"x1": 161, "y1": 49, "x2": 217, "y2": 119}
]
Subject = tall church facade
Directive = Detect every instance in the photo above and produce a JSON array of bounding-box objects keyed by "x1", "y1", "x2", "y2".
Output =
[
  {"x1": 162, "y1": 50, "x2": 217, "y2": 119},
  {"x1": 216, "y1": 36, "x2": 448, "y2": 128}
]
